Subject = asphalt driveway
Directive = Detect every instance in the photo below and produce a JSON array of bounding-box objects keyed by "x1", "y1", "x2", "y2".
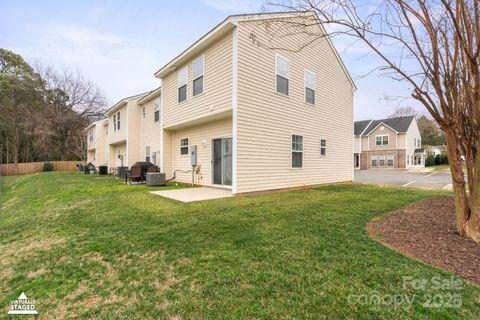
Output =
[{"x1": 354, "y1": 169, "x2": 453, "y2": 190}]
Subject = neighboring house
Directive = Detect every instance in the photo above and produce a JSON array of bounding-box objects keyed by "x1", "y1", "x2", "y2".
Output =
[
  {"x1": 153, "y1": 12, "x2": 355, "y2": 193},
  {"x1": 138, "y1": 87, "x2": 162, "y2": 166},
  {"x1": 354, "y1": 116, "x2": 425, "y2": 170},
  {"x1": 106, "y1": 92, "x2": 148, "y2": 169},
  {"x1": 425, "y1": 145, "x2": 446, "y2": 156},
  {"x1": 86, "y1": 12, "x2": 355, "y2": 194},
  {"x1": 86, "y1": 119, "x2": 109, "y2": 167}
]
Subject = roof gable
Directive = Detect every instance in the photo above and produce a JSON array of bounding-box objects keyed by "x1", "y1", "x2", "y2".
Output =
[{"x1": 355, "y1": 116, "x2": 415, "y2": 136}]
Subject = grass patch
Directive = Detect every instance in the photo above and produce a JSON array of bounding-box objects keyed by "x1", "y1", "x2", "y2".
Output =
[{"x1": 0, "y1": 172, "x2": 479, "y2": 319}]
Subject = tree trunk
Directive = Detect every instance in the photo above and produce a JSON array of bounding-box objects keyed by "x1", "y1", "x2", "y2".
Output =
[{"x1": 444, "y1": 128, "x2": 470, "y2": 233}]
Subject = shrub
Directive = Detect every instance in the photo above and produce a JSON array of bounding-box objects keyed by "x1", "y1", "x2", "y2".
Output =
[
  {"x1": 43, "y1": 162, "x2": 54, "y2": 172},
  {"x1": 425, "y1": 154, "x2": 435, "y2": 167},
  {"x1": 434, "y1": 154, "x2": 442, "y2": 165},
  {"x1": 441, "y1": 154, "x2": 449, "y2": 165}
]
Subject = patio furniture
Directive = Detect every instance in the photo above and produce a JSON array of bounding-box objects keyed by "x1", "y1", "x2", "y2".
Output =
[
  {"x1": 128, "y1": 166, "x2": 143, "y2": 184},
  {"x1": 127, "y1": 162, "x2": 155, "y2": 184},
  {"x1": 147, "y1": 165, "x2": 159, "y2": 173},
  {"x1": 146, "y1": 172, "x2": 166, "y2": 186}
]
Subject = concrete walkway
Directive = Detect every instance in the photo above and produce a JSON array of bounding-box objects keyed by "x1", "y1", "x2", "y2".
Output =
[{"x1": 150, "y1": 187, "x2": 233, "y2": 203}]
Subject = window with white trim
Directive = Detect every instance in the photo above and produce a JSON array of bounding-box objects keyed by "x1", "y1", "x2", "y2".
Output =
[
  {"x1": 417, "y1": 138, "x2": 421, "y2": 148},
  {"x1": 276, "y1": 55, "x2": 289, "y2": 95},
  {"x1": 146, "y1": 146, "x2": 151, "y2": 162},
  {"x1": 180, "y1": 138, "x2": 189, "y2": 155},
  {"x1": 375, "y1": 134, "x2": 388, "y2": 145},
  {"x1": 178, "y1": 67, "x2": 187, "y2": 102},
  {"x1": 142, "y1": 107, "x2": 146, "y2": 118},
  {"x1": 305, "y1": 70, "x2": 316, "y2": 105},
  {"x1": 113, "y1": 112, "x2": 120, "y2": 131},
  {"x1": 371, "y1": 155, "x2": 377, "y2": 167},
  {"x1": 379, "y1": 155, "x2": 386, "y2": 166},
  {"x1": 291, "y1": 134, "x2": 303, "y2": 168},
  {"x1": 192, "y1": 56, "x2": 204, "y2": 96},
  {"x1": 154, "y1": 104, "x2": 160, "y2": 122},
  {"x1": 387, "y1": 154, "x2": 394, "y2": 167},
  {"x1": 320, "y1": 139, "x2": 326, "y2": 156}
]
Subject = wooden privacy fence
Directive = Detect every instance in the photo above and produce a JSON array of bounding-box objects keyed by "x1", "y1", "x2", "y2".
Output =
[{"x1": 0, "y1": 161, "x2": 85, "y2": 176}]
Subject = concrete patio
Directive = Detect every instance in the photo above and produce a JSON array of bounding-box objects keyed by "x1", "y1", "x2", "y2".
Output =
[{"x1": 150, "y1": 187, "x2": 233, "y2": 203}]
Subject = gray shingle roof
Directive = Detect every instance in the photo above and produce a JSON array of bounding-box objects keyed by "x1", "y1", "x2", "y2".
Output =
[
  {"x1": 354, "y1": 120, "x2": 372, "y2": 136},
  {"x1": 355, "y1": 116, "x2": 415, "y2": 136}
]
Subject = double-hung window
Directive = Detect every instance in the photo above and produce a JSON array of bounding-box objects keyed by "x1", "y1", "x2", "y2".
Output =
[
  {"x1": 146, "y1": 146, "x2": 151, "y2": 162},
  {"x1": 178, "y1": 67, "x2": 187, "y2": 103},
  {"x1": 291, "y1": 134, "x2": 303, "y2": 168},
  {"x1": 113, "y1": 112, "x2": 120, "y2": 131},
  {"x1": 154, "y1": 104, "x2": 160, "y2": 122},
  {"x1": 376, "y1": 134, "x2": 388, "y2": 146},
  {"x1": 387, "y1": 154, "x2": 394, "y2": 167},
  {"x1": 305, "y1": 70, "x2": 316, "y2": 105},
  {"x1": 371, "y1": 155, "x2": 377, "y2": 167},
  {"x1": 142, "y1": 107, "x2": 146, "y2": 119},
  {"x1": 276, "y1": 55, "x2": 290, "y2": 95},
  {"x1": 320, "y1": 139, "x2": 326, "y2": 156},
  {"x1": 180, "y1": 138, "x2": 189, "y2": 155},
  {"x1": 192, "y1": 56, "x2": 204, "y2": 96}
]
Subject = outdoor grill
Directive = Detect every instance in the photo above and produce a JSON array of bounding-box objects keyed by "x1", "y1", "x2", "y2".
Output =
[{"x1": 84, "y1": 162, "x2": 96, "y2": 174}]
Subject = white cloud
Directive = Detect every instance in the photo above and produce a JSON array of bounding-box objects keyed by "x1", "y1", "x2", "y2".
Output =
[
  {"x1": 9, "y1": 23, "x2": 169, "y2": 104},
  {"x1": 202, "y1": 0, "x2": 263, "y2": 12}
]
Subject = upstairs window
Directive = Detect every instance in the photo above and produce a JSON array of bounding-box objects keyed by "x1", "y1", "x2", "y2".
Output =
[
  {"x1": 178, "y1": 67, "x2": 187, "y2": 103},
  {"x1": 113, "y1": 112, "x2": 120, "y2": 131},
  {"x1": 192, "y1": 56, "x2": 204, "y2": 96},
  {"x1": 305, "y1": 70, "x2": 316, "y2": 105},
  {"x1": 142, "y1": 107, "x2": 146, "y2": 118},
  {"x1": 291, "y1": 134, "x2": 303, "y2": 168},
  {"x1": 154, "y1": 104, "x2": 160, "y2": 122},
  {"x1": 276, "y1": 55, "x2": 289, "y2": 95},
  {"x1": 417, "y1": 138, "x2": 421, "y2": 148},
  {"x1": 180, "y1": 138, "x2": 189, "y2": 155},
  {"x1": 146, "y1": 146, "x2": 151, "y2": 162},
  {"x1": 376, "y1": 134, "x2": 388, "y2": 146},
  {"x1": 320, "y1": 139, "x2": 326, "y2": 156}
]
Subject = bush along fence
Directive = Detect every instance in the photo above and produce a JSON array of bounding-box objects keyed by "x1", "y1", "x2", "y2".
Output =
[{"x1": 0, "y1": 161, "x2": 84, "y2": 176}]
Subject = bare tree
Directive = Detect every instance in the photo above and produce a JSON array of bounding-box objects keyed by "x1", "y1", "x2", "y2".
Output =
[
  {"x1": 388, "y1": 106, "x2": 421, "y2": 118},
  {"x1": 262, "y1": 1, "x2": 480, "y2": 242}
]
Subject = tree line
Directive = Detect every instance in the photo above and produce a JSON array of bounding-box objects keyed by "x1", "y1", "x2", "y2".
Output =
[{"x1": 0, "y1": 49, "x2": 106, "y2": 164}]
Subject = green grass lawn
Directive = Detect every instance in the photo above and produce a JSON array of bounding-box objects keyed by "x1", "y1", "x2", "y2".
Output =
[{"x1": 0, "y1": 172, "x2": 479, "y2": 319}]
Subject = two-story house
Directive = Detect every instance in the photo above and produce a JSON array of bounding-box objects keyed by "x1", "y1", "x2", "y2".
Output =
[
  {"x1": 153, "y1": 12, "x2": 355, "y2": 193},
  {"x1": 353, "y1": 115, "x2": 425, "y2": 170},
  {"x1": 137, "y1": 87, "x2": 162, "y2": 166},
  {"x1": 85, "y1": 12, "x2": 355, "y2": 193},
  {"x1": 105, "y1": 92, "x2": 148, "y2": 169},
  {"x1": 86, "y1": 118, "x2": 109, "y2": 166}
]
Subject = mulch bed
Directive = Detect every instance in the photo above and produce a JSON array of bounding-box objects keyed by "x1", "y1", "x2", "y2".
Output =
[{"x1": 367, "y1": 196, "x2": 480, "y2": 286}]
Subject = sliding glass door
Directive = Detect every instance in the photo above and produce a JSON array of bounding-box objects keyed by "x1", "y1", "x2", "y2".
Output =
[{"x1": 212, "y1": 137, "x2": 232, "y2": 186}]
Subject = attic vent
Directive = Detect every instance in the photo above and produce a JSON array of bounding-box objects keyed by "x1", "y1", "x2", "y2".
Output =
[{"x1": 380, "y1": 126, "x2": 385, "y2": 130}]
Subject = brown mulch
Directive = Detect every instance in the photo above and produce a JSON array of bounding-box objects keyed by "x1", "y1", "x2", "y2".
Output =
[{"x1": 367, "y1": 196, "x2": 480, "y2": 286}]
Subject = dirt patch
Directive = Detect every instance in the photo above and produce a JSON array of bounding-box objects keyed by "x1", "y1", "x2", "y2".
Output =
[{"x1": 367, "y1": 196, "x2": 480, "y2": 286}]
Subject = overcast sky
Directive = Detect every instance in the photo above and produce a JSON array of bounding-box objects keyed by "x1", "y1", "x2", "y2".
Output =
[{"x1": 0, "y1": 0, "x2": 424, "y2": 120}]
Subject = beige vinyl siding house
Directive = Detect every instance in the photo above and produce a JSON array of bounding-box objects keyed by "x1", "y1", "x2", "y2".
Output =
[
  {"x1": 86, "y1": 119, "x2": 109, "y2": 167},
  {"x1": 87, "y1": 12, "x2": 354, "y2": 193},
  {"x1": 235, "y1": 16, "x2": 354, "y2": 193},
  {"x1": 106, "y1": 93, "x2": 147, "y2": 168},
  {"x1": 138, "y1": 87, "x2": 162, "y2": 166},
  {"x1": 153, "y1": 12, "x2": 355, "y2": 193},
  {"x1": 354, "y1": 116, "x2": 424, "y2": 169}
]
